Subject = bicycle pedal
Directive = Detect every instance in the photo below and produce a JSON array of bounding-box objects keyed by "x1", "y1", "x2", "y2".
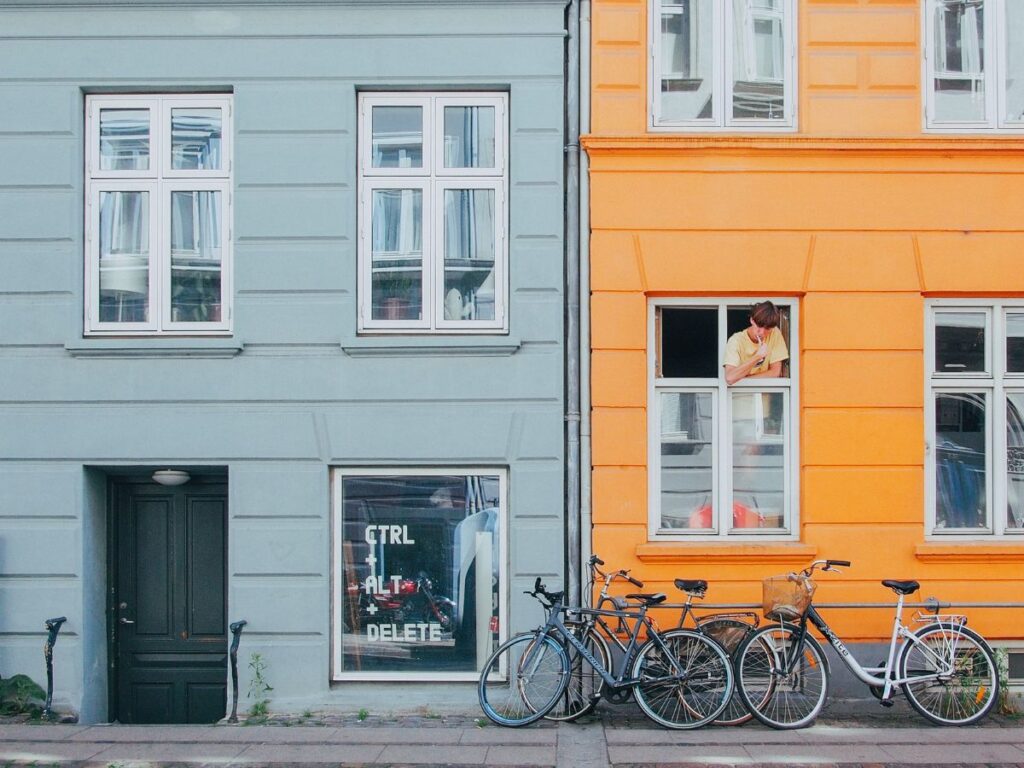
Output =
[{"x1": 879, "y1": 699, "x2": 894, "y2": 708}]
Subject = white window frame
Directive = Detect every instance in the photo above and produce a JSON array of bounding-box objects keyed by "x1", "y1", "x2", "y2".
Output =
[
  {"x1": 330, "y1": 466, "x2": 509, "y2": 682},
  {"x1": 648, "y1": 298, "x2": 800, "y2": 541},
  {"x1": 84, "y1": 94, "x2": 233, "y2": 335},
  {"x1": 649, "y1": 0, "x2": 797, "y2": 132},
  {"x1": 926, "y1": 300, "x2": 1024, "y2": 538},
  {"x1": 358, "y1": 92, "x2": 508, "y2": 333},
  {"x1": 924, "y1": 0, "x2": 1024, "y2": 131}
]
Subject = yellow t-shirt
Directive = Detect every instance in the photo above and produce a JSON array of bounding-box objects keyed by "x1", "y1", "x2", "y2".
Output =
[{"x1": 723, "y1": 327, "x2": 789, "y2": 376}]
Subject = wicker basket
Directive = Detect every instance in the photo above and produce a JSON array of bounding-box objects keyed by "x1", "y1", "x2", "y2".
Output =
[{"x1": 762, "y1": 573, "x2": 816, "y2": 620}]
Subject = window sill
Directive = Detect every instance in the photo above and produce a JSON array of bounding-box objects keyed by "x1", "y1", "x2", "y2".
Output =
[
  {"x1": 636, "y1": 542, "x2": 816, "y2": 565},
  {"x1": 915, "y1": 542, "x2": 1024, "y2": 563},
  {"x1": 66, "y1": 338, "x2": 243, "y2": 358},
  {"x1": 341, "y1": 335, "x2": 521, "y2": 357}
]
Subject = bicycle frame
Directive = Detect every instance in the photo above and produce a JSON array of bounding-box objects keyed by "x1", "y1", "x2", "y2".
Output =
[
  {"x1": 541, "y1": 599, "x2": 687, "y2": 691},
  {"x1": 782, "y1": 592, "x2": 969, "y2": 701}
]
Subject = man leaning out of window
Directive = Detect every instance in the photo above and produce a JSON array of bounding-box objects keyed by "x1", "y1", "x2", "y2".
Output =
[{"x1": 723, "y1": 301, "x2": 789, "y2": 385}]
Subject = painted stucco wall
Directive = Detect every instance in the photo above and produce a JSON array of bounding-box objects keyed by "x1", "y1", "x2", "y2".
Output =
[
  {"x1": 0, "y1": 0, "x2": 568, "y2": 719},
  {"x1": 587, "y1": 0, "x2": 1024, "y2": 646}
]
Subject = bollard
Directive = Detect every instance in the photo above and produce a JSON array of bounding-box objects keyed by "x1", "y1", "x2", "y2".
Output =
[
  {"x1": 228, "y1": 620, "x2": 247, "y2": 723},
  {"x1": 43, "y1": 616, "x2": 67, "y2": 720}
]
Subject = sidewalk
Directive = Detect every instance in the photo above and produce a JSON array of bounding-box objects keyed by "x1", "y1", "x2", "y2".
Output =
[{"x1": 1, "y1": 703, "x2": 1022, "y2": 767}]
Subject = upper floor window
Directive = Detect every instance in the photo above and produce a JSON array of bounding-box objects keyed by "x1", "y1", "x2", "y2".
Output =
[
  {"x1": 358, "y1": 93, "x2": 508, "y2": 333},
  {"x1": 925, "y1": 0, "x2": 1024, "y2": 130},
  {"x1": 927, "y1": 302, "x2": 1024, "y2": 537},
  {"x1": 651, "y1": 0, "x2": 796, "y2": 130},
  {"x1": 85, "y1": 94, "x2": 232, "y2": 335},
  {"x1": 650, "y1": 299, "x2": 799, "y2": 540}
]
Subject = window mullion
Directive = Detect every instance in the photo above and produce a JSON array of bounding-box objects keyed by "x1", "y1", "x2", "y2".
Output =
[{"x1": 717, "y1": 305, "x2": 728, "y2": 537}]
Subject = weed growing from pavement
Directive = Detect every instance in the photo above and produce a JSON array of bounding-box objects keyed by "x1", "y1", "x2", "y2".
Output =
[
  {"x1": 246, "y1": 652, "x2": 273, "y2": 720},
  {"x1": 357, "y1": 707, "x2": 369, "y2": 721}
]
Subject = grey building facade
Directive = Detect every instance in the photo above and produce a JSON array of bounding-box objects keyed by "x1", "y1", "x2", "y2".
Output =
[{"x1": 0, "y1": 0, "x2": 572, "y2": 723}]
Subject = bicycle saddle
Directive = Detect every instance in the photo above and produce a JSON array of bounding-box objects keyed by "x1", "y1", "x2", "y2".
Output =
[
  {"x1": 626, "y1": 592, "x2": 667, "y2": 606},
  {"x1": 674, "y1": 579, "x2": 708, "y2": 594},
  {"x1": 881, "y1": 579, "x2": 919, "y2": 595}
]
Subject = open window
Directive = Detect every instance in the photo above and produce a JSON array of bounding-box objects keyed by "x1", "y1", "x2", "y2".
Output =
[{"x1": 650, "y1": 299, "x2": 798, "y2": 539}]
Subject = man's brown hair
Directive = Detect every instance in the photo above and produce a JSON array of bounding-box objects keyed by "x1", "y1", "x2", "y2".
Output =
[{"x1": 749, "y1": 301, "x2": 780, "y2": 329}]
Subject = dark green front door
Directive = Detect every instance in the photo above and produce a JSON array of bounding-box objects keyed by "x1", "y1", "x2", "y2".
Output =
[{"x1": 113, "y1": 479, "x2": 227, "y2": 724}]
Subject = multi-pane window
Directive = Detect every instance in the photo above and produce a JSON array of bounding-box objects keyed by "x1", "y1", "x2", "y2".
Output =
[
  {"x1": 650, "y1": 300, "x2": 798, "y2": 539},
  {"x1": 331, "y1": 469, "x2": 506, "y2": 680},
  {"x1": 651, "y1": 0, "x2": 795, "y2": 129},
  {"x1": 927, "y1": 303, "x2": 1024, "y2": 536},
  {"x1": 358, "y1": 93, "x2": 507, "y2": 332},
  {"x1": 925, "y1": 0, "x2": 1024, "y2": 130},
  {"x1": 85, "y1": 95, "x2": 232, "y2": 334}
]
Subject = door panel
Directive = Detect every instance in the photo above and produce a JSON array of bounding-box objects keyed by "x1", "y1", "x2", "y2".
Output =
[{"x1": 114, "y1": 480, "x2": 227, "y2": 724}]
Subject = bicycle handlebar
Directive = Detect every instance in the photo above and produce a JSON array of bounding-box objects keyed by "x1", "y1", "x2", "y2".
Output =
[{"x1": 802, "y1": 559, "x2": 853, "y2": 576}]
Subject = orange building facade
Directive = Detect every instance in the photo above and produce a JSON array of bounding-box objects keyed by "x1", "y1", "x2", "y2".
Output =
[{"x1": 584, "y1": 0, "x2": 1024, "y2": 651}]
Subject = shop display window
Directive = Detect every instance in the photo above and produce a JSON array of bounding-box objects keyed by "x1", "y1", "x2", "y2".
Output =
[{"x1": 332, "y1": 470, "x2": 505, "y2": 679}]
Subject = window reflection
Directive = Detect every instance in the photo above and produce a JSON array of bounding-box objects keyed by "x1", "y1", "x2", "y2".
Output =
[
  {"x1": 100, "y1": 109, "x2": 150, "y2": 171},
  {"x1": 933, "y1": 0, "x2": 987, "y2": 122},
  {"x1": 935, "y1": 312, "x2": 986, "y2": 373},
  {"x1": 731, "y1": 391, "x2": 785, "y2": 529},
  {"x1": 340, "y1": 475, "x2": 501, "y2": 673},
  {"x1": 935, "y1": 392, "x2": 987, "y2": 529},
  {"x1": 98, "y1": 190, "x2": 149, "y2": 323},
  {"x1": 660, "y1": 392, "x2": 714, "y2": 529},
  {"x1": 371, "y1": 106, "x2": 423, "y2": 168}
]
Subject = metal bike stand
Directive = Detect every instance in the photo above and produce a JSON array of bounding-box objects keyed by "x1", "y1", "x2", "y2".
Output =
[
  {"x1": 228, "y1": 619, "x2": 248, "y2": 723},
  {"x1": 653, "y1": 601, "x2": 1024, "y2": 611},
  {"x1": 43, "y1": 616, "x2": 67, "y2": 720}
]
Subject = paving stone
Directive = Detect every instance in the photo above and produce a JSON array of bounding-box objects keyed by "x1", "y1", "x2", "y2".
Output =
[
  {"x1": 234, "y1": 742, "x2": 385, "y2": 763},
  {"x1": 740, "y1": 744, "x2": 891, "y2": 764},
  {"x1": 377, "y1": 743, "x2": 489, "y2": 764},
  {"x1": 0, "y1": 740, "x2": 107, "y2": 761},
  {"x1": 92, "y1": 742, "x2": 247, "y2": 760},
  {"x1": 0, "y1": 724, "x2": 89, "y2": 741},
  {"x1": 607, "y1": 745, "x2": 752, "y2": 765},
  {"x1": 485, "y1": 745, "x2": 557, "y2": 765},
  {"x1": 458, "y1": 728, "x2": 557, "y2": 745},
  {"x1": 879, "y1": 742, "x2": 1024, "y2": 764}
]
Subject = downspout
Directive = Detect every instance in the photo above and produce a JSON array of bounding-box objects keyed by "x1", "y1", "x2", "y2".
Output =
[
  {"x1": 565, "y1": 0, "x2": 582, "y2": 605},
  {"x1": 578, "y1": 0, "x2": 593, "y2": 593}
]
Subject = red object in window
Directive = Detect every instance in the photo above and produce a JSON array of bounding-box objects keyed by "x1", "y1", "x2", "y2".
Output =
[
  {"x1": 689, "y1": 502, "x2": 764, "y2": 529},
  {"x1": 489, "y1": 616, "x2": 499, "y2": 633}
]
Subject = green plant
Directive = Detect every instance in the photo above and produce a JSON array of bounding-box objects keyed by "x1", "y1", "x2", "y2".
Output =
[
  {"x1": 0, "y1": 674, "x2": 46, "y2": 717},
  {"x1": 246, "y1": 652, "x2": 273, "y2": 718},
  {"x1": 357, "y1": 707, "x2": 369, "y2": 721},
  {"x1": 301, "y1": 709, "x2": 313, "y2": 719},
  {"x1": 995, "y1": 647, "x2": 1020, "y2": 715}
]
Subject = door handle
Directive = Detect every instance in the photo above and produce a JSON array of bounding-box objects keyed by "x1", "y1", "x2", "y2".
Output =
[{"x1": 119, "y1": 617, "x2": 135, "y2": 625}]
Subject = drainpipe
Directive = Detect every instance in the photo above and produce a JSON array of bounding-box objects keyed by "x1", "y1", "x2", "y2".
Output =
[
  {"x1": 578, "y1": 0, "x2": 593, "y2": 594},
  {"x1": 565, "y1": 0, "x2": 582, "y2": 605}
]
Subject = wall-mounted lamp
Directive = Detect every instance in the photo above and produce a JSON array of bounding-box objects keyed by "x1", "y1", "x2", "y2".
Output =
[{"x1": 152, "y1": 469, "x2": 190, "y2": 486}]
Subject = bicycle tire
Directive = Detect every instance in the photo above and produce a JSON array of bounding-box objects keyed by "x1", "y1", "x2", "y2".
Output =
[
  {"x1": 699, "y1": 618, "x2": 759, "y2": 726},
  {"x1": 631, "y1": 628, "x2": 734, "y2": 729},
  {"x1": 477, "y1": 632, "x2": 570, "y2": 727},
  {"x1": 735, "y1": 624, "x2": 828, "y2": 730},
  {"x1": 898, "y1": 623, "x2": 999, "y2": 726},
  {"x1": 539, "y1": 622, "x2": 611, "y2": 721}
]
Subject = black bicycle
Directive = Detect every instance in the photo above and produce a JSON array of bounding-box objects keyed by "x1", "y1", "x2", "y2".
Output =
[{"x1": 477, "y1": 576, "x2": 734, "y2": 728}]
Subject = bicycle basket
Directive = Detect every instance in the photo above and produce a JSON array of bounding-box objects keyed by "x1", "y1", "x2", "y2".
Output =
[{"x1": 762, "y1": 573, "x2": 816, "y2": 620}]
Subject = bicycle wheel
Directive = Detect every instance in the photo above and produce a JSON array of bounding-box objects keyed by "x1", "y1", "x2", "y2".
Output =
[
  {"x1": 898, "y1": 623, "x2": 999, "y2": 726},
  {"x1": 541, "y1": 623, "x2": 611, "y2": 722},
  {"x1": 631, "y1": 628, "x2": 733, "y2": 729},
  {"x1": 478, "y1": 632, "x2": 570, "y2": 727},
  {"x1": 700, "y1": 618, "x2": 758, "y2": 726},
  {"x1": 735, "y1": 624, "x2": 828, "y2": 730}
]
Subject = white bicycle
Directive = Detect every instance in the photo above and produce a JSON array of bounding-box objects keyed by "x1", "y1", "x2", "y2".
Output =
[{"x1": 733, "y1": 559, "x2": 1000, "y2": 729}]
